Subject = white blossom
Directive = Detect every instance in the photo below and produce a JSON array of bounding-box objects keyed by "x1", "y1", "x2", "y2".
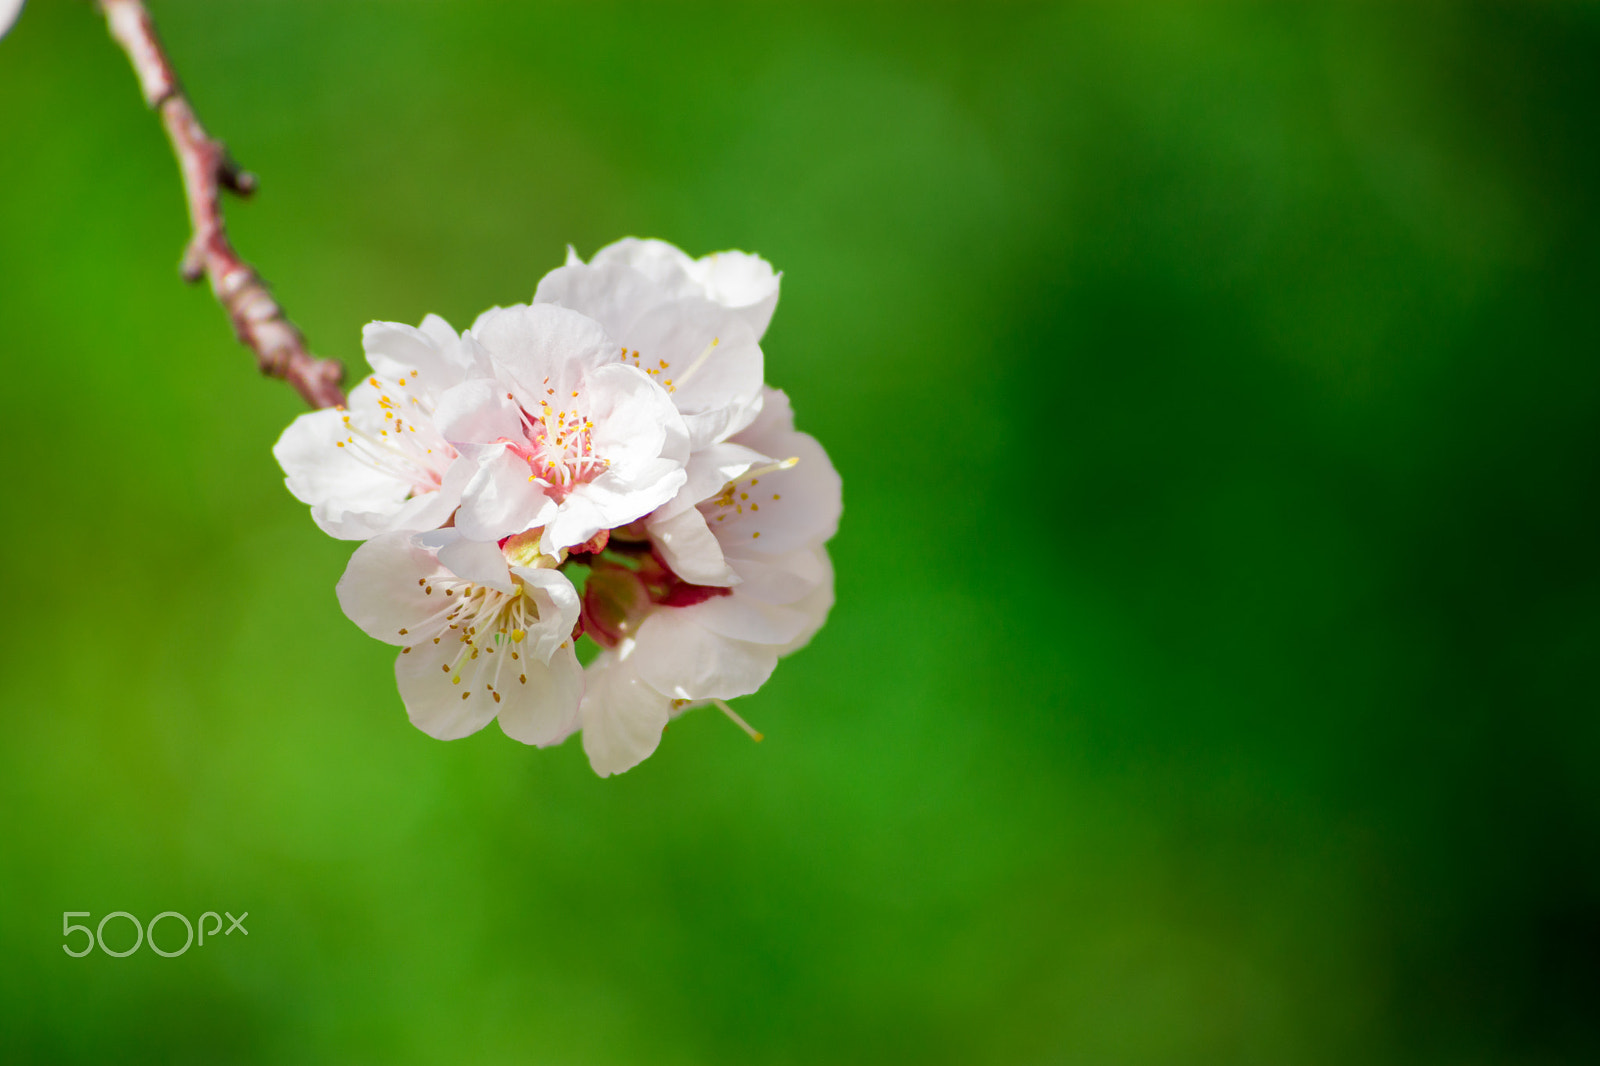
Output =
[
  {"x1": 337, "y1": 529, "x2": 582, "y2": 744},
  {"x1": 534, "y1": 238, "x2": 778, "y2": 450},
  {"x1": 573, "y1": 388, "x2": 841, "y2": 776},
  {"x1": 277, "y1": 243, "x2": 837, "y2": 773},
  {"x1": 436, "y1": 302, "x2": 691, "y2": 555},
  {"x1": 273, "y1": 315, "x2": 478, "y2": 540}
]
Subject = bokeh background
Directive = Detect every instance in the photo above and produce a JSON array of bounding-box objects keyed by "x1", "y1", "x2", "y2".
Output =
[{"x1": 3, "y1": 1, "x2": 1598, "y2": 1062}]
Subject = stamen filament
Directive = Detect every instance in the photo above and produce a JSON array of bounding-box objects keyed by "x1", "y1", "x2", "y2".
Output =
[
  {"x1": 713, "y1": 699, "x2": 764, "y2": 743},
  {"x1": 673, "y1": 335, "x2": 721, "y2": 388}
]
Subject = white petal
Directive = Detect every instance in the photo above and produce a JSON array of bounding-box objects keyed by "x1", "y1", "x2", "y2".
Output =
[
  {"x1": 584, "y1": 362, "x2": 685, "y2": 468},
  {"x1": 588, "y1": 238, "x2": 703, "y2": 299},
  {"x1": 434, "y1": 377, "x2": 526, "y2": 445},
  {"x1": 509, "y1": 567, "x2": 582, "y2": 664},
  {"x1": 551, "y1": 459, "x2": 686, "y2": 551},
  {"x1": 679, "y1": 593, "x2": 811, "y2": 645},
  {"x1": 623, "y1": 298, "x2": 764, "y2": 449},
  {"x1": 470, "y1": 303, "x2": 614, "y2": 400},
  {"x1": 362, "y1": 319, "x2": 477, "y2": 394},
  {"x1": 689, "y1": 250, "x2": 781, "y2": 338},
  {"x1": 579, "y1": 655, "x2": 671, "y2": 777},
  {"x1": 455, "y1": 445, "x2": 557, "y2": 542},
  {"x1": 716, "y1": 404, "x2": 841, "y2": 555},
  {"x1": 538, "y1": 492, "x2": 611, "y2": 556},
  {"x1": 274, "y1": 407, "x2": 408, "y2": 534},
  {"x1": 335, "y1": 533, "x2": 448, "y2": 646},
  {"x1": 628, "y1": 610, "x2": 779, "y2": 701},
  {"x1": 394, "y1": 628, "x2": 501, "y2": 740},
  {"x1": 378, "y1": 458, "x2": 471, "y2": 536},
  {"x1": 653, "y1": 442, "x2": 770, "y2": 521},
  {"x1": 1, "y1": 0, "x2": 24, "y2": 40},
  {"x1": 533, "y1": 260, "x2": 673, "y2": 340},
  {"x1": 434, "y1": 534, "x2": 514, "y2": 593},
  {"x1": 580, "y1": 239, "x2": 781, "y2": 338},
  {"x1": 417, "y1": 313, "x2": 460, "y2": 349},
  {"x1": 497, "y1": 644, "x2": 583, "y2": 746},
  {"x1": 647, "y1": 507, "x2": 734, "y2": 587},
  {"x1": 726, "y1": 544, "x2": 831, "y2": 605},
  {"x1": 775, "y1": 548, "x2": 835, "y2": 655},
  {"x1": 273, "y1": 378, "x2": 461, "y2": 539}
]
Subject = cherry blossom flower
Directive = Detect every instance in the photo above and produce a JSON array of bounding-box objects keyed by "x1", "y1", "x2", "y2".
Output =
[
  {"x1": 533, "y1": 239, "x2": 779, "y2": 451},
  {"x1": 336, "y1": 528, "x2": 582, "y2": 744},
  {"x1": 275, "y1": 304, "x2": 692, "y2": 555},
  {"x1": 434, "y1": 302, "x2": 691, "y2": 555},
  {"x1": 572, "y1": 388, "x2": 841, "y2": 776},
  {"x1": 275, "y1": 244, "x2": 837, "y2": 773},
  {"x1": 273, "y1": 314, "x2": 478, "y2": 539}
]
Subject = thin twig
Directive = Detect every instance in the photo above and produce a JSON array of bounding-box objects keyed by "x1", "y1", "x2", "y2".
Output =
[{"x1": 98, "y1": 0, "x2": 345, "y2": 409}]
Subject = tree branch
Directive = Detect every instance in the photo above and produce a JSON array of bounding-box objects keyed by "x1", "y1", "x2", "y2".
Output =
[{"x1": 99, "y1": 0, "x2": 345, "y2": 409}]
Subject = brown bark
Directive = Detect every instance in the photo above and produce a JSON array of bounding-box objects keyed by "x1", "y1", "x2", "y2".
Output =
[{"x1": 99, "y1": 0, "x2": 345, "y2": 409}]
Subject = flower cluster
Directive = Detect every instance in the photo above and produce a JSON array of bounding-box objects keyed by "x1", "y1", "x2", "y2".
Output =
[{"x1": 274, "y1": 240, "x2": 840, "y2": 775}]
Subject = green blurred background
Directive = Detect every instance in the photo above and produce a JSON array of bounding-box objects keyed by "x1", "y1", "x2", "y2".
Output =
[{"x1": 3, "y1": 1, "x2": 1598, "y2": 1062}]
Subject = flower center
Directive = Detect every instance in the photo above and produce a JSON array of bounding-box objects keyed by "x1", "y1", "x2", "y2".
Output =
[
  {"x1": 398, "y1": 574, "x2": 545, "y2": 704},
  {"x1": 702, "y1": 456, "x2": 798, "y2": 539},
  {"x1": 334, "y1": 373, "x2": 454, "y2": 495},
  {"x1": 510, "y1": 396, "x2": 609, "y2": 499}
]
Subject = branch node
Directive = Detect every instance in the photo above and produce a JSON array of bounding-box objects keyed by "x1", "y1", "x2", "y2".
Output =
[
  {"x1": 179, "y1": 243, "x2": 206, "y2": 283},
  {"x1": 222, "y1": 164, "x2": 259, "y2": 197},
  {"x1": 100, "y1": 0, "x2": 345, "y2": 410}
]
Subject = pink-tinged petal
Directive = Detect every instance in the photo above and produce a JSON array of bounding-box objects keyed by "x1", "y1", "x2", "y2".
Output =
[
  {"x1": 497, "y1": 644, "x2": 583, "y2": 746},
  {"x1": 433, "y1": 378, "x2": 526, "y2": 445},
  {"x1": 433, "y1": 534, "x2": 514, "y2": 593},
  {"x1": 628, "y1": 610, "x2": 779, "y2": 701},
  {"x1": 678, "y1": 593, "x2": 811, "y2": 645},
  {"x1": 647, "y1": 507, "x2": 735, "y2": 587},
  {"x1": 393, "y1": 628, "x2": 501, "y2": 740},
  {"x1": 580, "y1": 655, "x2": 672, "y2": 777},
  {"x1": 714, "y1": 413, "x2": 842, "y2": 556},
  {"x1": 729, "y1": 384, "x2": 796, "y2": 445},
  {"x1": 455, "y1": 446, "x2": 558, "y2": 543},
  {"x1": 470, "y1": 303, "x2": 613, "y2": 399},
  {"x1": 335, "y1": 533, "x2": 447, "y2": 646},
  {"x1": 726, "y1": 544, "x2": 831, "y2": 605},
  {"x1": 775, "y1": 549, "x2": 835, "y2": 655},
  {"x1": 623, "y1": 298, "x2": 763, "y2": 450},
  {"x1": 510, "y1": 567, "x2": 582, "y2": 664}
]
